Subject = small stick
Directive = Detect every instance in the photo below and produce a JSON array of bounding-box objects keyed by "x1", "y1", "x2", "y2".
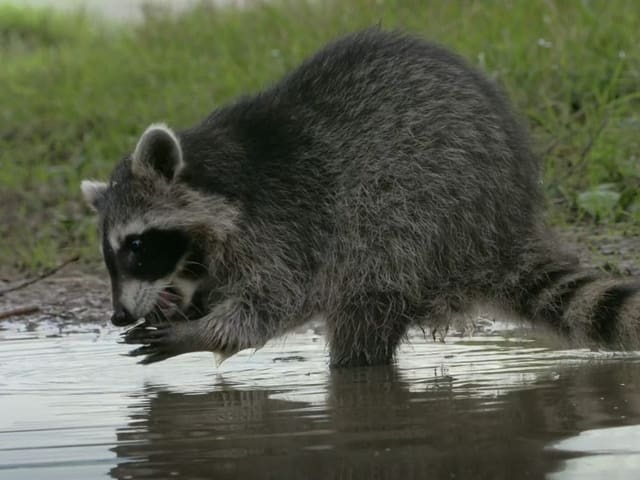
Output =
[
  {"x1": 0, "y1": 255, "x2": 80, "y2": 297},
  {"x1": 0, "y1": 305, "x2": 40, "y2": 320}
]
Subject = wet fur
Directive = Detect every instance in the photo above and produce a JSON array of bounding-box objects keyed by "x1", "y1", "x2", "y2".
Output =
[{"x1": 86, "y1": 29, "x2": 640, "y2": 366}]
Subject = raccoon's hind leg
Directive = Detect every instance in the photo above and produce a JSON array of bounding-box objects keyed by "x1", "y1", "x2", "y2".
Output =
[{"x1": 327, "y1": 291, "x2": 413, "y2": 368}]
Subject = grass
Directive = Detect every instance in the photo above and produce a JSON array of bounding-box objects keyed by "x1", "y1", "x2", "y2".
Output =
[{"x1": 0, "y1": 0, "x2": 639, "y2": 273}]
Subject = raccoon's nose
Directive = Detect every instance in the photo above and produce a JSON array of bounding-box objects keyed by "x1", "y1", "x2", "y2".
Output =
[{"x1": 111, "y1": 307, "x2": 136, "y2": 326}]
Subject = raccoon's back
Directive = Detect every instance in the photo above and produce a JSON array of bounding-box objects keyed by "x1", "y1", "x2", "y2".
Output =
[
  {"x1": 281, "y1": 29, "x2": 535, "y2": 166},
  {"x1": 184, "y1": 30, "x2": 544, "y2": 288},
  {"x1": 272, "y1": 30, "x2": 544, "y2": 284},
  {"x1": 191, "y1": 29, "x2": 539, "y2": 214}
]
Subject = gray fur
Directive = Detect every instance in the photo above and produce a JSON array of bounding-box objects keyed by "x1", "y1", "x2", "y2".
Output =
[
  {"x1": 132, "y1": 123, "x2": 185, "y2": 181},
  {"x1": 84, "y1": 29, "x2": 640, "y2": 366}
]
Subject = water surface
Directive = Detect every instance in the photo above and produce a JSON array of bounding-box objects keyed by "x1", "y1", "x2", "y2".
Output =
[{"x1": 1, "y1": 317, "x2": 640, "y2": 479}]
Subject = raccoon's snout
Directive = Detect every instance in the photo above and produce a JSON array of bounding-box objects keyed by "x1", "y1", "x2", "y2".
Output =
[{"x1": 111, "y1": 305, "x2": 137, "y2": 326}]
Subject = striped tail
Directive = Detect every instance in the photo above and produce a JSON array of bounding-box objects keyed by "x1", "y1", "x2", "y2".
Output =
[{"x1": 515, "y1": 262, "x2": 640, "y2": 348}]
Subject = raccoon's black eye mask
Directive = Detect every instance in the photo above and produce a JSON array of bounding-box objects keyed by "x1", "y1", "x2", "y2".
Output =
[{"x1": 116, "y1": 229, "x2": 190, "y2": 281}]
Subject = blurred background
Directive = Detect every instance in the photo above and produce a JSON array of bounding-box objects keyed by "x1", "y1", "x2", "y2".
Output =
[{"x1": 0, "y1": 0, "x2": 638, "y2": 274}]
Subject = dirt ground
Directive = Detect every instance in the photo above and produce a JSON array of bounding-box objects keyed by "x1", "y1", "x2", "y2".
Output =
[
  {"x1": 0, "y1": 272, "x2": 110, "y2": 326},
  {"x1": 1, "y1": 226, "x2": 638, "y2": 324}
]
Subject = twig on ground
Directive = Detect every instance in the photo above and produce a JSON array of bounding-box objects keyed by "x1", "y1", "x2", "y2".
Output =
[
  {"x1": 0, "y1": 305, "x2": 40, "y2": 320},
  {"x1": 0, "y1": 255, "x2": 80, "y2": 297}
]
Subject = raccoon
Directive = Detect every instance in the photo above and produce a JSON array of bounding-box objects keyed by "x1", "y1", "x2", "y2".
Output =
[{"x1": 81, "y1": 29, "x2": 640, "y2": 367}]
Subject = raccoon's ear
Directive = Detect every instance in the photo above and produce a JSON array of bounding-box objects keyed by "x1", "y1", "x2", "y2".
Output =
[
  {"x1": 80, "y1": 180, "x2": 108, "y2": 212},
  {"x1": 132, "y1": 123, "x2": 184, "y2": 182}
]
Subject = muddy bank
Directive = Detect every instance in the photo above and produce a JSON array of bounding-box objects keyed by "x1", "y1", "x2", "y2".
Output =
[
  {"x1": 560, "y1": 225, "x2": 640, "y2": 276},
  {"x1": 0, "y1": 273, "x2": 109, "y2": 326}
]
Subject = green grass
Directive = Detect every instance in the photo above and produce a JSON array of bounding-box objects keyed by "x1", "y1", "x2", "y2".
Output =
[{"x1": 1, "y1": 0, "x2": 639, "y2": 272}]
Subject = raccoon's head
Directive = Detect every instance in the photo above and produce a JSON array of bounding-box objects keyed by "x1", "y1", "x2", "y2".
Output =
[{"x1": 81, "y1": 124, "x2": 239, "y2": 326}]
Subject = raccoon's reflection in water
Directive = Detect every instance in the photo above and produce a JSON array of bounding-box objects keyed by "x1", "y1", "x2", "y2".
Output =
[{"x1": 110, "y1": 360, "x2": 640, "y2": 480}]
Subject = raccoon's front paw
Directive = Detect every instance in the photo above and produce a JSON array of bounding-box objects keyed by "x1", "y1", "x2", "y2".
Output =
[{"x1": 121, "y1": 320, "x2": 200, "y2": 364}]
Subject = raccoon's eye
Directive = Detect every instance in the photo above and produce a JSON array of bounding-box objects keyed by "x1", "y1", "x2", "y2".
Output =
[{"x1": 128, "y1": 237, "x2": 143, "y2": 253}]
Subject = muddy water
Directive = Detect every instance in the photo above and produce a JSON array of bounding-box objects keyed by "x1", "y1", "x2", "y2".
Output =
[{"x1": 1, "y1": 318, "x2": 640, "y2": 480}]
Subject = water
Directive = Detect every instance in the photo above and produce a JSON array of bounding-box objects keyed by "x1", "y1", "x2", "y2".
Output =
[{"x1": 1, "y1": 318, "x2": 640, "y2": 480}]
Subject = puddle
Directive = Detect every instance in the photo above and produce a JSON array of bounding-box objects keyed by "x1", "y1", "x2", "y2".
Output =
[
  {"x1": 548, "y1": 425, "x2": 640, "y2": 480},
  {"x1": 1, "y1": 317, "x2": 640, "y2": 479}
]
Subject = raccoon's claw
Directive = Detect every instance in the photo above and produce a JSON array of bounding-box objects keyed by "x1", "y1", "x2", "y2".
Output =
[
  {"x1": 120, "y1": 318, "x2": 231, "y2": 365},
  {"x1": 121, "y1": 321, "x2": 190, "y2": 364},
  {"x1": 121, "y1": 324, "x2": 170, "y2": 344}
]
